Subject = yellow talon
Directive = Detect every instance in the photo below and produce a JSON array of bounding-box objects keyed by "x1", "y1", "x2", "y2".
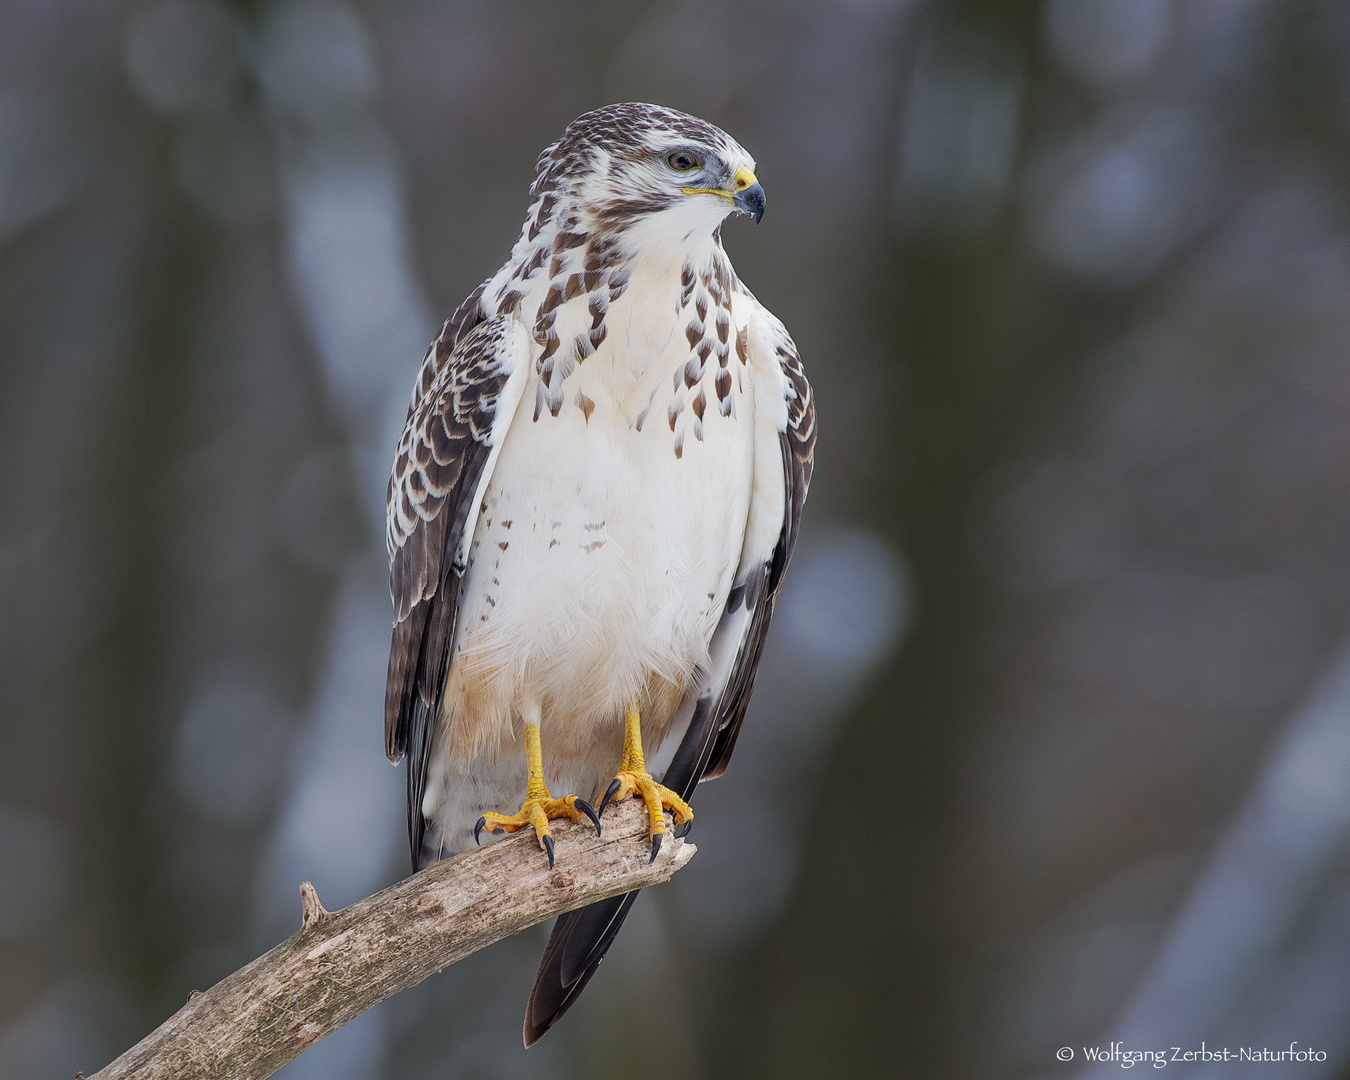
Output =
[
  {"x1": 475, "y1": 722, "x2": 601, "y2": 867},
  {"x1": 600, "y1": 701, "x2": 692, "y2": 861}
]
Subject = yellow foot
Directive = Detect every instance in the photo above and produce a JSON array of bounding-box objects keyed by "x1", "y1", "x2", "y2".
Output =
[
  {"x1": 599, "y1": 769, "x2": 692, "y2": 863},
  {"x1": 475, "y1": 794, "x2": 601, "y2": 869},
  {"x1": 601, "y1": 700, "x2": 693, "y2": 862}
]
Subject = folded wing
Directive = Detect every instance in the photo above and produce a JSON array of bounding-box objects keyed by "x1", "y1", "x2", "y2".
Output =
[{"x1": 385, "y1": 294, "x2": 531, "y2": 867}]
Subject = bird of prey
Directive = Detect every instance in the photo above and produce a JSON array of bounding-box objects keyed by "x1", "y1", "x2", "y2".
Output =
[{"x1": 384, "y1": 102, "x2": 814, "y2": 1045}]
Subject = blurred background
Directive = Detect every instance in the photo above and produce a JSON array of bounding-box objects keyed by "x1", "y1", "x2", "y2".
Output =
[{"x1": 3, "y1": 0, "x2": 1350, "y2": 1077}]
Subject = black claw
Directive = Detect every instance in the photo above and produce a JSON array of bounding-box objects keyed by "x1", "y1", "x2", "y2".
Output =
[
  {"x1": 576, "y1": 798, "x2": 602, "y2": 836},
  {"x1": 599, "y1": 778, "x2": 622, "y2": 815},
  {"x1": 649, "y1": 831, "x2": 663, "y2": 864},
  {"x1": 543, "y1": 833, "x2": 555, "y2": 870},
  {"x1": 474, "y1": 816, "x2": 487, "y2": 846},
  {"x1": 673, "y1": 819, "x2": 692, "y2": 839}
]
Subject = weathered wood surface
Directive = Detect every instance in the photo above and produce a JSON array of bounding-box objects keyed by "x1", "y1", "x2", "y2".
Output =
[{"x1": 89, "y1": 799, "x2": 694, "y2": 1080}]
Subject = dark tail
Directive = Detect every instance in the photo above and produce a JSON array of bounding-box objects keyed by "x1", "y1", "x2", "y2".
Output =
[
  {"x1": 522, "y1": 694, "x2": 727, "y2": 1046},
  {"x1": 523, "y1": 563, "x2": 781, "y2": 1046},
  {"x1": 523, "y1": 891, "x2": 639, "y2": 1046}
]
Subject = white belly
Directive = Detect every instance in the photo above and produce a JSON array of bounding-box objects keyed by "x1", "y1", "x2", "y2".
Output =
[
  {"x1": 424, "y1": 350, "x2": 756, "y2": 834},
  {"x1": 416, "y1": 235, "x2": 763, "y2": 853}
]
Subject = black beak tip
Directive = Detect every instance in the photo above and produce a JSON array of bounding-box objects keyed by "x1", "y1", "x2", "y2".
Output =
[{"x1": 735, "y1": 182, "x2": 766, "y2": 225}]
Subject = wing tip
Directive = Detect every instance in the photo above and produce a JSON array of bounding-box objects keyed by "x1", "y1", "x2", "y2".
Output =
[
  {"x1": 522, "y1": 1011, "x2": 551, "y2": 1049},
  {"x1": 522, "y1": 892, "x2": 639, "y2": 1046},
  {"x1": 522, "y1": 956, "x2": 602, "y2": 1049},
  {"x1": 522, "y1": 964, "x2": 568, "y2": 1048}
]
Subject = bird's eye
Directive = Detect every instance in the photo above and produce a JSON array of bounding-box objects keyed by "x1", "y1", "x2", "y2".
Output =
[{"x1": 666, "y1": 151, "x2": 701, "y2": 172}]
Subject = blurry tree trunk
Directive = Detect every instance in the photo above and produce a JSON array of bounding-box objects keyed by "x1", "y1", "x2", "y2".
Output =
[{"x1": 88, "y1": 800, "x2": 694, "y2": 1080}]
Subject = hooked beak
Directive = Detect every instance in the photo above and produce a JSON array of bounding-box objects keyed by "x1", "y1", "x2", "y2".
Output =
[
  {"x1": 732, "y1": 165, "x2": 765, "y2": 224},
  {"x1": 683, "y1": 164, "x2": 766, "y2": 224}
]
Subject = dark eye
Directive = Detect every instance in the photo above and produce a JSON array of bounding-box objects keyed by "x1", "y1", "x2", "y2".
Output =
[{"x1": 666, "y1": 151, "x2": 701, "y2": 172}]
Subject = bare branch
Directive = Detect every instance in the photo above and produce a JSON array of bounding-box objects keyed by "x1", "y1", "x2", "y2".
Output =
[
  {"x1": 89, "y1": 800, "x2": 695, "y2": 1080},
  {"x1": 298, "y1": 881, "x2": 330, "y2": 931}
]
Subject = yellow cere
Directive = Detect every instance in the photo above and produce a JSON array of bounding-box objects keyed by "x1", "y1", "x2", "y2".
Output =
[{"x1": 682, "y1": 166, "x2": 756, "y2": 201}]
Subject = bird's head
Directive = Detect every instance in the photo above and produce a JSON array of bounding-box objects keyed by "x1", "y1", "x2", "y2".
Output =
[{"x1": 525, "y1": 103, "x2": 765, "y2": 249}]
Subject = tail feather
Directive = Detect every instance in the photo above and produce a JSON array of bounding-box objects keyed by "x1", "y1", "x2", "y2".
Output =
[
  {"x1": 523, "y1": 561, "x2": 781, "y2": 1046},
  {"x1": 522, "y1": 696, "x2": 722, "y2": 1046},
  {"x1": 523, "y1": 892, "x2": 638, "y2": 1047}
]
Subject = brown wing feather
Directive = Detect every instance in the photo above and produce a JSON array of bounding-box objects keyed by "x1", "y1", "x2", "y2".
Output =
[
  {"x1": 386, "y1": 289, "x2": 527, "y2": 867},
  {"x1": 703, "y1": 334, "x2": 815, "y2": 778},
  {"x1": 524, "y1": 318, "x2": 815, "y2": 1047}
]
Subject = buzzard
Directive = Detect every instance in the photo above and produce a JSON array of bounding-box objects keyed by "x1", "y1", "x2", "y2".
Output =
[{"x1": 384, "y1": 102, "x2": 815, "y2": 1045}]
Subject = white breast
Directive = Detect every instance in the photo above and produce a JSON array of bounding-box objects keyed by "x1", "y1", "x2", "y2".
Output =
[{"x1": 429, "y1": 243, "x2": 757, "y2": 804}]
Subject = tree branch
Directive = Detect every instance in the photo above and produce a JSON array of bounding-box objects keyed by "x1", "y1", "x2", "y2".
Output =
[{"x1": 89, "y1": 799, "x2": 695, "y2": 1080}]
